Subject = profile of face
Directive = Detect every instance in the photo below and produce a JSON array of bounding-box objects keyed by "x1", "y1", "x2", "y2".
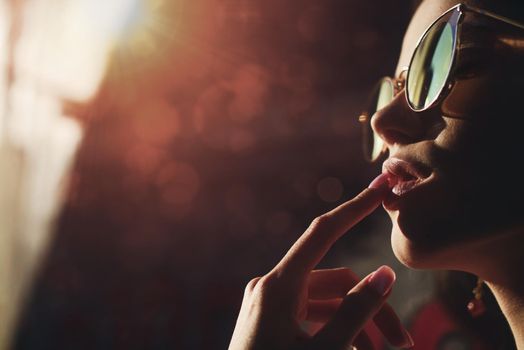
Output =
[{"x1": 370, "y1": 0, "x2": 524, "y2": 271}]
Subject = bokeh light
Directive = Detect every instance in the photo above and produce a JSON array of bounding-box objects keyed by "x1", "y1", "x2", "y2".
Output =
[
  {"x1": 1, "y1": 1, "x2": 419, "y2": 350},
  {"x1": 316, "y1": 176, "x2": 344, "y2": 203}
]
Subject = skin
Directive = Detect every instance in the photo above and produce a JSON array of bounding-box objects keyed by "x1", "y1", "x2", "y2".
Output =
[
  {"x1": 230, "y1": 0, "x2": 524, "y2": 349},
  {"x1": 229, "y1": 182, "x2": 414, "y2": 350},
  {"x1": 372, "y1": 0, "x2": 524, "y2": 348},
  {"x1": 376, "y1": 0, "x2": 524, "y2": 271}
]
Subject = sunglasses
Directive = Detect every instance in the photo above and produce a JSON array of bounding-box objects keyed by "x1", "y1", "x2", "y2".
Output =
[{"x1": 359, "y1": 3, "x2": 524, "y2": 162}]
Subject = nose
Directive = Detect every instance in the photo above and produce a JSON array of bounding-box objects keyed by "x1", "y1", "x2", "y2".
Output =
[{"x1": 371, "y1": 90, "x2": 438, "y2": 153}]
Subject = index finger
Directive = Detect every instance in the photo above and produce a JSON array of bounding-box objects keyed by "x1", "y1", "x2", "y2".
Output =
[{"x1": 272, "y1": 175, "x2": 390, "y2": 279}]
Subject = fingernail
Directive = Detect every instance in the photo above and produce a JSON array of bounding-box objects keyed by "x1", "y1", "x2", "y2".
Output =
[
  {"x1": 368, "y1": 173, "x2": 390, "y2": 189},
  {"x1": 367, "y1": 265, "x2": 396, "y2": 296},
  {"x1": 402, "y1": 328, "x2": 415, "y2": 348}
]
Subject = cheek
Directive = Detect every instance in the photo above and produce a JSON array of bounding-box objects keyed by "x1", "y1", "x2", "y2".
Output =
[
  {"x1": 441, "y1": 75, "x2": 493, "y2": 119},
  {"x1": 387, "y1": 67, "x2": 524, "y2": 266}
]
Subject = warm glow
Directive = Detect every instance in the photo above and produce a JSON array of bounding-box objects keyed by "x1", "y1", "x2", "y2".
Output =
[
  {"x1": 13, "y1": 0, "x2": 167, "y2": 102},
  {"x1": 0, "y1": 1, "x2": 173, "y2": 349},
  {"x1": 1, "y1": 1, "x2": 409, "y2": 349}
]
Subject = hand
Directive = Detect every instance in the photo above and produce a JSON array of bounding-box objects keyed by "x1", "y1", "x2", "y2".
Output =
[{"x1": 229, "y1": 179, "x2": 414, "y2": 350}]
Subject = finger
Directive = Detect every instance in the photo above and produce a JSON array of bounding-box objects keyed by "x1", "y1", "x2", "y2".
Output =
[
  {"x1": 306, "y1": 297, "x2": 412, "y2": 348},
  {"x1": 299, "y1": 320, "x2": 324, "y2": 338},
  {"x1": 353, "y1": 329, "x2": 375, "y2": 350},
  {"x1": 373, "y1": 303, "x2": 414, "y2": 348},
  {"x1": 307, "y1": 268, "x2": 412, "y2": 347},
  {"x1": 311, "y1": 266, "x2": 396, "y2": 350},
  {"x1": 273, "y1": 178, "x2": 390, "y2": 279},
  {"x1": 306, "y1": 299, "x2": 342, "y2": 323},
  {"x1": 308, "y1": 268, "x2": 359, "y2": 299}
]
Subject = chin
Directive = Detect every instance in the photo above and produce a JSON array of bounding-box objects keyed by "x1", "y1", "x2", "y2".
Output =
[
  {"x1": 388, "y1": 213, "x2": 456, "y2": 270},
  {"x1": 388, "y1": 214, "x2": 489, "y2": 273},
  {"x1": 391, "y1": 222, "x2": 427, "y2": 269}
]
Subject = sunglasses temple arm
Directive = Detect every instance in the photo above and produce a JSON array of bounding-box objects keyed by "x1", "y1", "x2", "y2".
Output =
[{"x1": 466, "y1": 4, "x2": 524, "y2": 31}]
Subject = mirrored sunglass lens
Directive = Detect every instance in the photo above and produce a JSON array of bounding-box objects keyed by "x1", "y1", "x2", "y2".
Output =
[
  {"x1": 362, "y1": 78, "x2": 393, "y2": 161},
  {"x1": 407, "y1": 11, "x2": 457, "y2": 110}
]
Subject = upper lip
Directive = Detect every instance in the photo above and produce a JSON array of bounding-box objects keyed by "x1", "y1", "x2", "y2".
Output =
[{"x1": 382, "y1": 157, "x2": 432, "y2": 182}]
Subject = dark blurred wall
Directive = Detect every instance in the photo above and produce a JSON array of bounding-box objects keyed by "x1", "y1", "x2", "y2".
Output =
[{"x1": 13, "y1": 1, "x2": 411, "y2": 349}]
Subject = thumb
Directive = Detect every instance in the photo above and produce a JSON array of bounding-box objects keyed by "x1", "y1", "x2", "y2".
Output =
[{"x1": 311, "y1": 266, "x2": 396, "y2": 350}]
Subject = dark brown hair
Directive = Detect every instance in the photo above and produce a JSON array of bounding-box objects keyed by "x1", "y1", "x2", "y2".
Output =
[{"x1": 412, "y1": 0, "x2": 524, "y2": 23}]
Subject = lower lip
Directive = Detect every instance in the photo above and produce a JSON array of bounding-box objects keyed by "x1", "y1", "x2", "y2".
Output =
[{"x1": 383, "y1": 176, "x2": 430, "y2": 210}]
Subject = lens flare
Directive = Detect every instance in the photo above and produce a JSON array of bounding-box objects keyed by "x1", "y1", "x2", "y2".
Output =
[{"x1": 0, "y1": 1, "x2": 179, "y2": 348}]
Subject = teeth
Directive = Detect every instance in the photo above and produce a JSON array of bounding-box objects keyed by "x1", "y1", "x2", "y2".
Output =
[{"x1": 392, "y1": 178, "x2": 422, "y2": 196}]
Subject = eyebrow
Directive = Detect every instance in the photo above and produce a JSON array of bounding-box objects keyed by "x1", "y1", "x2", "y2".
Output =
[
  {"x1": 498, "y1": 37, "x2": 524, "y2": 50},
  {"x1": 458, "y1": 19, "x2": 524, "y2": 52},
  {"x1": 457, "y1": 35, "x2": 524, "y2": 51},
  {"x1": 457, "y1": 41, "x2": 524, "y2": 52},
  {"x1": 466, "y1": 4, "x2": 524, "y2": 31}
]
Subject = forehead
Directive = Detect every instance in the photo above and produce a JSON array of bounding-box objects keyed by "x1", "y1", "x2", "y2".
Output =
[{"x1": 396, "y1": 0, "x2": 462, "y2": 76}]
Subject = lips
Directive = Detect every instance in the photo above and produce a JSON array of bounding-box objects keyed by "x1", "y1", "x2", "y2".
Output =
[{"x1": 382, "y1": 157, "x2": 432, "y2": 197}]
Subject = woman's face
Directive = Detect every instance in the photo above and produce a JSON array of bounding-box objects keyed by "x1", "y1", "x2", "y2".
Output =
[{"x1": 372, "y1": 0, "x2": 524, "y2": 270}]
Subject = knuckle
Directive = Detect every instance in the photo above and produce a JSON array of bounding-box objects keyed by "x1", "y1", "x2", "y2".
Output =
[
  {"x1": 252, "y1": 272, "x2": 293, "y2": 299},
  {"x1": 254, "y1": 274, "x2": 279, "y2": 294},
  {"x1": 245, "y1": 277, "x2": 262, "y2": 293},
  {"x1": 310, "y1": 214, "x2": 332, "y2": 231}
]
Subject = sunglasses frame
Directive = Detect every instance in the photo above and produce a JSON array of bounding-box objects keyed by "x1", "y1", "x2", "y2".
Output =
[
  {"x1": 405, "y1": 4, "x2": 462, "y2": 112},
  {"x1": 359, "y1": 3, "x2": 524, "y2": 162}
]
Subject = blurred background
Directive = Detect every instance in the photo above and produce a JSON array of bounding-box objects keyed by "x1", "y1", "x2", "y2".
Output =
[{"x1": 0, "y1": 0, "x2": 513, "y2": 349}]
